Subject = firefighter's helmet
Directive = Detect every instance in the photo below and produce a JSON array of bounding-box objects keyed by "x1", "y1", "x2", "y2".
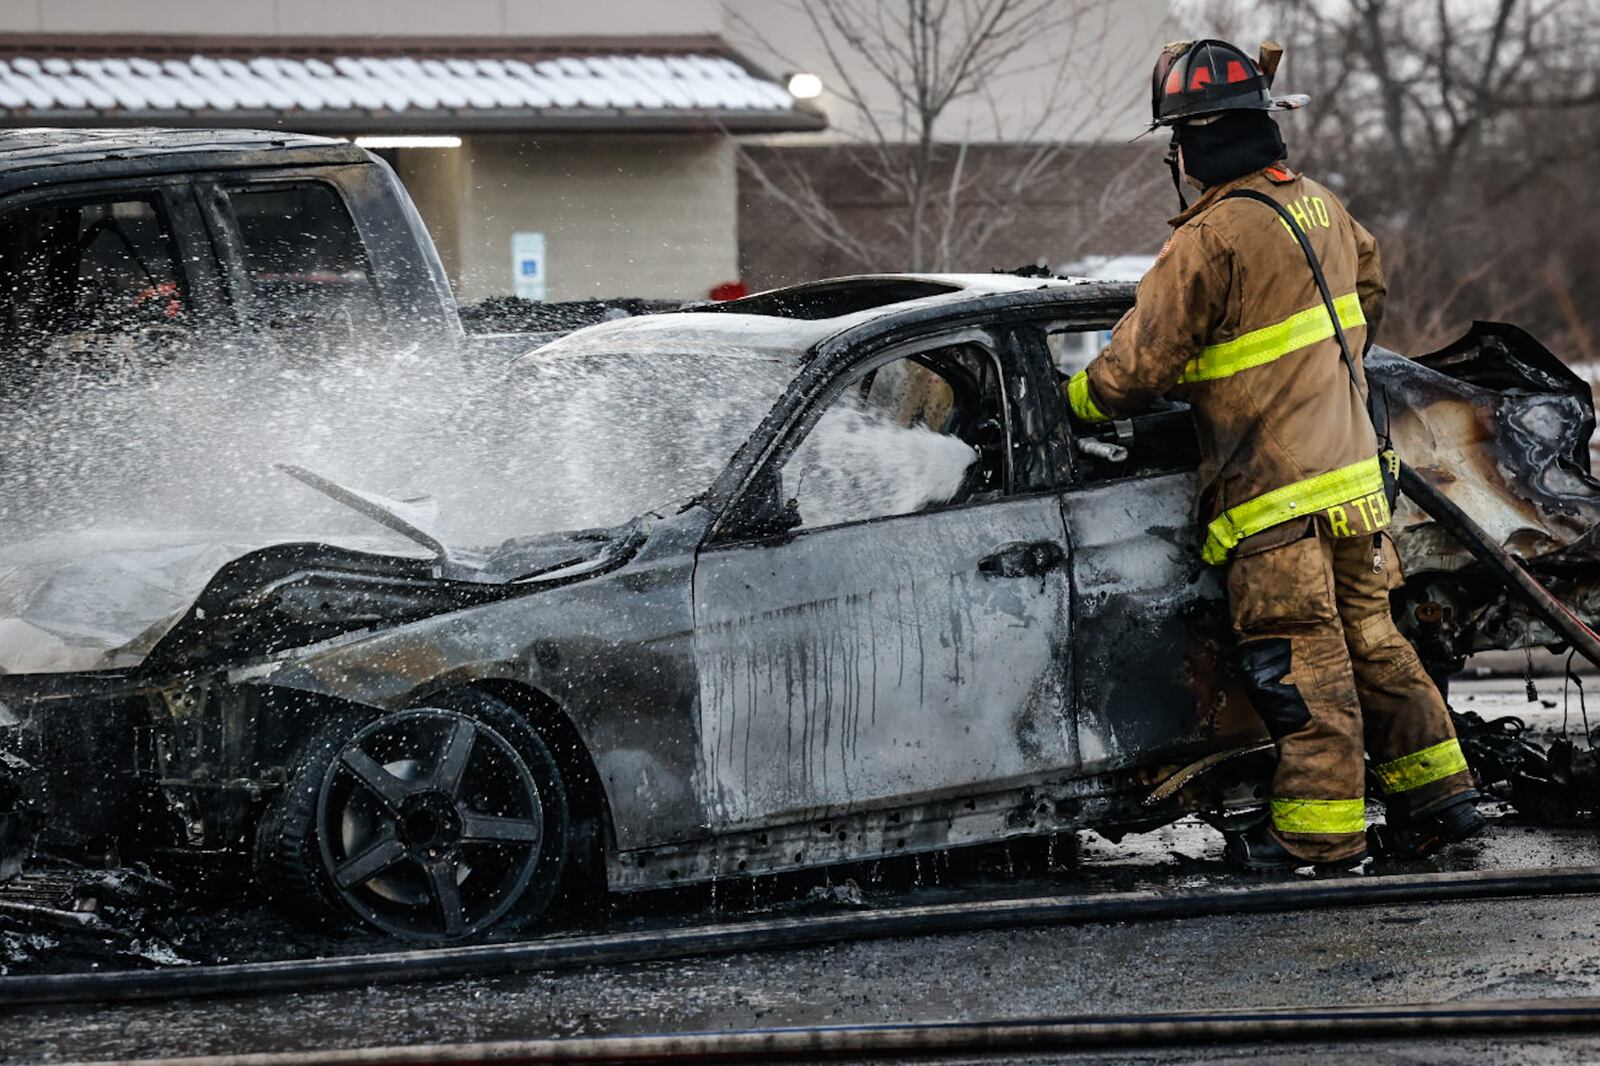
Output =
[{"x1": 1149, "y1": 39, "x2": 1308, "y2": 128}]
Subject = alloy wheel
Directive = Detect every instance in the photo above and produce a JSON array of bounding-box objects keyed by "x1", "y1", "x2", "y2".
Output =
[{"x1": 315, "y1": 708, "x2": 545, "y2": 940}]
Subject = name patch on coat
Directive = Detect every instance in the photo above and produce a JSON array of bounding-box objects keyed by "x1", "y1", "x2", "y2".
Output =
[{"x1": 1322, "y1": 489, "x2": 1390, "y2": 538}]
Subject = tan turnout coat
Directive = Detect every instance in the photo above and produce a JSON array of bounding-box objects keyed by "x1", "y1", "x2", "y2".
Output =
[{"x1": 1065, "y1": 164, "x2": 1388, "y2": 560}]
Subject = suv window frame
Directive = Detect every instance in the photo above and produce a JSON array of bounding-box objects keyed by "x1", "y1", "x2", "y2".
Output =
[
  {"x1": 206, "y1": 175, "x2": 381, "y2": 332},
  {"x1": 0, "y1": 177, "x2": 230, "y2": 340}
]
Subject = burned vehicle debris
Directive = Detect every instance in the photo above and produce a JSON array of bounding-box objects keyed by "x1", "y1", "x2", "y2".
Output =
[{"x1": 5, "y1": 270, "x2": 1600, "y2": 943}]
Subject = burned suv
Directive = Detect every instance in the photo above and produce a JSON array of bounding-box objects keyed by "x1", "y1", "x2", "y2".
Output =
[{"x1": 4, "y1": 274, "x2": 1598, "y2": 941}]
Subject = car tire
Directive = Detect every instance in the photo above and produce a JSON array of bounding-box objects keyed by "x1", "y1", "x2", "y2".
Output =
[
  {"x1": 253, "y1": 691, "x2": 570, "y2": 941},
  {"x1": 253, "y1": 709, "x2": 370, "y2": 935}
]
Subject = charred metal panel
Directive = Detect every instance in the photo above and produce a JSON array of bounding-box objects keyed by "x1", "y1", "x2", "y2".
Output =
[
  {"x1": 609, "y1": 769, "x2": 1132, "y2": 890},
  {"x1": 231, "y1": 517, "x2": 710, "y2": 853},
  {"x1": 1000, "y1": 326, "x2": 1062, "y2": 495},
  {"x1": 693, "y1": 496, "x2": 1073, "y2": 828},
  {"x1": 1062, "y1": 472, "x2": 1259, "y2": 771},
  {"x1": 1372, "y1": 333, "x2": 1600, "y2": 576},
  {"x1": 0, "y1": 688, "x2": 144, "y2": 849}
]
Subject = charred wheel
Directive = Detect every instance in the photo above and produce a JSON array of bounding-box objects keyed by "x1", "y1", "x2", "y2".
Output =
[{"x1": 257, "y1": 692, "x2": 569, "y2": 941}]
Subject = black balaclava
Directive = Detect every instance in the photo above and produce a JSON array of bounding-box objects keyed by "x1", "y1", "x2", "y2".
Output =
[{"x1": 1174, "y1": 109, "x2": 1287, "y2": 194}]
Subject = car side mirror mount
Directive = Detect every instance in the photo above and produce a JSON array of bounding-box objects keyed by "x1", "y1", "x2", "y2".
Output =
[
  {"x1": 719, "y1": 472, "x2": 804, "y2": 542},
  {"x1": 744, "y1": 494, "x2": 802, "y2": 539}
]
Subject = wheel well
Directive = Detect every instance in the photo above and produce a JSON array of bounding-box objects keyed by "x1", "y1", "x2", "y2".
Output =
[{"x1": 465, "y1": 679, "x2": 614, "y2": 896}]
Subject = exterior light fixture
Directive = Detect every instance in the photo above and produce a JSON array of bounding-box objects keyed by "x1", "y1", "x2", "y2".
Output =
[
  {"x1": 353, "y1": 135, "x2": 463, "y2": 149},
  {"x1": 786, "y1": 72, "x2": 823, "y2": 99}
]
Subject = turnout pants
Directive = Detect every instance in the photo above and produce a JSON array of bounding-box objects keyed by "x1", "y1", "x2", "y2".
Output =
[{"x1": 1227, "y1": 523, "x2": 1475, "y2": 862}]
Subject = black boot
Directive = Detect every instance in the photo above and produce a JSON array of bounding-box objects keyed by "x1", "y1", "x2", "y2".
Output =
[
  {"x1": 1224, "y1": 821, "x2": 1367, "y2": 873},
  {"x1": 1369, "y1": 790, "x2": 1486, "y2": 859}
]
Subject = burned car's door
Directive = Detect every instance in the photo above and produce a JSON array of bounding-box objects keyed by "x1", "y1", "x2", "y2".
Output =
[
  {"x1": 692, "y1": 328, "x2": 1075, "y2": 828},
  {"x1": 1027, "y1": 321, "x2": 1255, "y2": 773}
]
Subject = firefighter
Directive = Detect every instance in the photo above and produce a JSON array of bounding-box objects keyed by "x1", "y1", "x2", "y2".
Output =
[{"x1": 1065, "y1": 39, "x2": 1484, "y2": 871}]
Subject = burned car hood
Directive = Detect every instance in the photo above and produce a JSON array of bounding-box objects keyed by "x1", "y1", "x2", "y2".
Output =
[
  {"x1": 0, "y1": 463, "x2": 460, "y2": 676},
  {"x1": 1375, "y1": 322, "x2": 1600, "y2": 572},
  {"x1": 0, "y1": 522, "x2": 642, "y2": 677},
  {"x1": 147, "y1": 523, "x2": 641, "y2": 674},
  {"x1": 0, "y1": 529, "x2": 433, "y2": 675}
]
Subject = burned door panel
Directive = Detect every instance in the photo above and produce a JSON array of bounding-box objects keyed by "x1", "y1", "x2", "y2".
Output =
[
  {"x1": 693, "y1": 495, "x2": 1073, "y2": 827},
  {"x1": 1063, "y1": 471, "x2": 1254, "y2": 770}
]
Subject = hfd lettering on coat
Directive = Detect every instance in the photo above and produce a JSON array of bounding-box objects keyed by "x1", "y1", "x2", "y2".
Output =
[{"x1": 1279, "y1": 195, "x2": 1332, "y2": 238}]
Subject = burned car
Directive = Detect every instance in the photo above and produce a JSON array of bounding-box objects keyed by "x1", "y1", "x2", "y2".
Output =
[{"x1": 3, "y1": 274, "x2": 1599, "y2": 941}]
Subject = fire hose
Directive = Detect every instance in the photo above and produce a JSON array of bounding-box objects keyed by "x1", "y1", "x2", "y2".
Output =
[
  {"x1": 4, "y1": 865, "x2": 1600, "y2": 1007},
  {"x1": 42, "y1": 996, "x2": 1600, "y2": 1063}
]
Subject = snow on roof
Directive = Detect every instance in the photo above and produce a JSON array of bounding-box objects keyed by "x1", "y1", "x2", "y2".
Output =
[{"x1": 0, "y1": 48, "x2": 822, "y2": 133}]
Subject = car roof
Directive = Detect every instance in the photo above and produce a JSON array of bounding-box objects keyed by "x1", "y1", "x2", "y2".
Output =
[
  {"x1": 530, "y1": 273, "x2": 1134, "y2": 360},
  {"x1": 0, "y1": 127, "x2": 367, "y2": 194}
]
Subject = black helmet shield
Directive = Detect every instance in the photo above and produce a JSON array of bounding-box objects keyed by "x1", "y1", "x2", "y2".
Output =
[{"x1": 1150, "y1": 38, "x2": 1307, "y2": 128}]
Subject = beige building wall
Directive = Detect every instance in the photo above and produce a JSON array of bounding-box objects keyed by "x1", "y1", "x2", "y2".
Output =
[
  {"x1": 393, "y1": 144, "x2": 468, "y2": 284},
  {"x1": 401, "y1": 134, "x2": 738, "y2": 303}
]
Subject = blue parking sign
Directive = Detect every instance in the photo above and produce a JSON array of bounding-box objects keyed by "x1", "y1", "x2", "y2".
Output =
[{"x1": 511, "y1": 232, "x2": 546, "y2": 300}]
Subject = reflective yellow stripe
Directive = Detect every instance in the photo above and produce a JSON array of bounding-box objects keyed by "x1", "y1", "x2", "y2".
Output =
[
  {"x1": 1272, "y1": 797, "x2": 1366, "y2": 836},
  {"x1": 1067, "y1": 370, "x2": 1110, "y2": 424},
  {"x1": 1374, "y1": 738, "x2": 1469, "y2": 794},
  {"x1": 1202, "y1": 455, "x2": 1388, "y2": 566},
  {"x1": 1180, "y1": 293, "x2": 1366, "y2": 383}
]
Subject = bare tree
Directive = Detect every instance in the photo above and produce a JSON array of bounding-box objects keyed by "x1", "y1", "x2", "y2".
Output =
[
  {"x1": 727, "y1": 0, "x2": 1168, "y2": 275},
  {"x1": 1280, "y1": 0, "x2": 1598, "y2": 200}
]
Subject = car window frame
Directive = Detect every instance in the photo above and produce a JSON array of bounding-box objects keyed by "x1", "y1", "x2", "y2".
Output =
[
  {"x1": 709, "y1": 326, "x2": 1016, "y2": 545},
  {"x1": 194, "y1": 160, "x2": 458, "y2": 340},
  {"x1": 1014, "y1": 316, "x2": 1204, "y2": 490},
  {"x1": 0, "y1": 177, "x2": 229, "y2": 340},
  {"x1": 204, "y1": 174, "x2": 382, "y2": 332}
]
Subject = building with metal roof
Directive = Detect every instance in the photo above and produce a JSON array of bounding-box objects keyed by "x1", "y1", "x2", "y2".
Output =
[
  {"x1": 0, "y1": 10, "x2": 823, "y2": 304},
  {"x1": 0, "y1": 1, "x2": 1177, "y2": 303},
  {"x1": 0, "y1": 35, "x2": 819, "y2": 134}
]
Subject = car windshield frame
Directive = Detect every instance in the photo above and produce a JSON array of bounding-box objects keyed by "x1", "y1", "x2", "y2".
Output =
[{"x1": 506, "y1": 324, "x2": 807, "y2": 529}]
